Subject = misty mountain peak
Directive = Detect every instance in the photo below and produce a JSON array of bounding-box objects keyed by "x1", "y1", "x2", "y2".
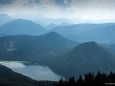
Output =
[
  {"x1": 77, "y1": 41, "x2": 98, "y2": 48},
  {"x1": 71, "y1": 41, "x2": 108, "y2": 57},
  {"x1": 0, "y1": 19, "x2": 46, "y2": 36},
  {"x1": 73, "y1": 41, "x2": 98, "y2": 51},
  {"x1": 11, "y1": 19, "x2": 36, "y2": 24},
  {"x1": 43, "y1": 32, "x2": 64, "y2": 39},
  {"x1": 46, "y1": 32, "x2": 60, "y2": 36}
]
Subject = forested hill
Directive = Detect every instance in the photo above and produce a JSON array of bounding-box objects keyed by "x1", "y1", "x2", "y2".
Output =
[
  {"x1": 0, "y1": 64, "x2": 54, "y2": 86},
  {"x1": 0, "y1": 64, "x2": 39, "y2": 86},
  {"x1": 49, "y1": 42, "x2": 115, "y2": 77},
  {"x1": 0, "y1": 32, "x2": 77, "y2": 64}
]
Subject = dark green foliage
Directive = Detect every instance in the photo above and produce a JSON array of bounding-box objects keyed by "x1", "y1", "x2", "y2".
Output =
[{"x1": 52, "y1": 72, "x2": 115, "y2": 86}]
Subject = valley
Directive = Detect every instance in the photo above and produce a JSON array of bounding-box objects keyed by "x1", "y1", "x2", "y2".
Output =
[{"x1": 0, "y1": 14, "x2": 115, "y2": 86}]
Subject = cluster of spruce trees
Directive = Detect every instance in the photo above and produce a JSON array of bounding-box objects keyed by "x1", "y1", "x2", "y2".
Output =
[
  {"x1": 1, "y1": 65, "x2": 115, "y2": 86},
  {"x1": 51, "y1": 71, "x2": 115, "y2": 86}
]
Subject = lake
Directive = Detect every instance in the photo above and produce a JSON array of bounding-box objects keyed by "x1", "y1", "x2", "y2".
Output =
[{"x1": 0, "y1": 61, "x2": 63, "y2": 81}]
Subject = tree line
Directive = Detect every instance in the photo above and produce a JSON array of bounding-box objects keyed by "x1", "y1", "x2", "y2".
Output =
[{"x1": 51, "y1": 71, "x2": 115, "y2": 86}]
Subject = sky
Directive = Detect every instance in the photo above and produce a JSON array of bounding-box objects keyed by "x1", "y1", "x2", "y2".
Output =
[{"x1": 0, "y1": 0, "x2": 115, "y2": 22}]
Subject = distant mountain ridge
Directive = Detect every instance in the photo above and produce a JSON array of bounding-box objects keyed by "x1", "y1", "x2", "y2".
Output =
[
  {"x1": 1, "y1": 18, "x2": 115, "y2": 44},
  {"x1": 49, "y1": 23, "x2": 115, "y2": 43},
  {"x1": 0, "y1": 19, "x2": 46, "y2": 36}
]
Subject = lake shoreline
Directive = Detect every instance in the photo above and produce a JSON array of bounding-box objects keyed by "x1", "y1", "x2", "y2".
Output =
[{"x1": 0, "y1": 61, "x2": 63, "y2": 81}]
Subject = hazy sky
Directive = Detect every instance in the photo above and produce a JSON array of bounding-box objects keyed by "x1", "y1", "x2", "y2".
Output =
[{"x1": 0, "y1": 0, "x2": 115, "y2": 22}]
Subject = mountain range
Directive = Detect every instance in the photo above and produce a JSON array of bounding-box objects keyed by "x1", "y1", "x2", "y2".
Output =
[
  {"x1": 1, "y1": 17, "x2": 115, "y2": 44},
  {"x1": 49, "y1": 23, "x2": 115, "y2": 44},
  {"x1": 0, "y1": 32, "x2": 77, "y2": 64},
  {"x1": 0, "y1": 16, "x2": 115, "y2": 79},
  {"x1": 0, "y1": 19, "x2": 46, "y2": 36}
]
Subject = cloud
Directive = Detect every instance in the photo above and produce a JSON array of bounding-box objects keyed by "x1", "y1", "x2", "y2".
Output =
[
  {"x1": 0, "y1": 0, "x2": 115, "y2": 21},
  {"x1": 0, "y1": 0, "x2": 14, "y2": 4},
  {"x1": 29, "y1": 0, "x2": 41, "y2": 3},
  {"x1": 98, "y1": 0, "x2": 115, "y2": 9},
  {"x1": 0, "y1": 0, "x2": 72, "y2": 8},
  {"x1": 0, "y1": 0, "x2": 115, "y2": 8},
  {"x1": 53, "y1": 0, "x2": 72, "y2": 7}
]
